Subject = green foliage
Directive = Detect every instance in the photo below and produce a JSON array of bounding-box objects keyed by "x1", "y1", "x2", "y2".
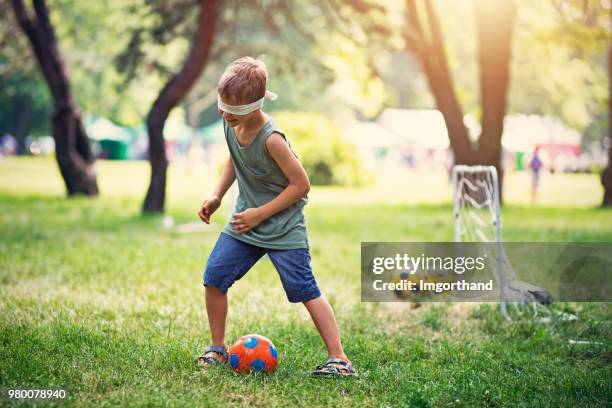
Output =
[
  {"x1": 508, "y1": 1, "x2": 609, "y2": 132},
  {"x1": 120, "y1": 0, "x2": 340, "y2": 125},
  {"x1": 4, "y1": 0, "x2": 609, "y2": 138},
  {"x1": 1, "y1": 0, "x2": 155, "y2": 129},
  {"x1": 352, "y1": 0, "x2": 609, "y2": 133},
  {"x1": 582, "y1": 109, "x2": 609, "y2": 148},
  {"x1": 49, "y1": 0, "x2": 155, "y2": 126},
  {"x1": 0, "y1": 69, "x2": 51, "y2": 138},
  {"x1": 274, "y1": 111, "x2": 372, "y2": 186}
]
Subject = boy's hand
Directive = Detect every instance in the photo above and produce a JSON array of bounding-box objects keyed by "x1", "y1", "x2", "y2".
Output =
[
  {"x1": 198, "y1": 197, "x2": 221, "y2": 224},
  {"x1": 230, "y1": 208, "x2": 265, "y2": 233}
]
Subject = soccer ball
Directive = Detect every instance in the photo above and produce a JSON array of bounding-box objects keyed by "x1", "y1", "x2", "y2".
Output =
[{"x1": 228, "y1": 334, "x2": 278, "y2": 373}]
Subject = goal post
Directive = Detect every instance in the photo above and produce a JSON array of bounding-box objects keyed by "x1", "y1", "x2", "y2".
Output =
[{"x1": 451, "y1": 165, "x2": 551, "y2": 321}]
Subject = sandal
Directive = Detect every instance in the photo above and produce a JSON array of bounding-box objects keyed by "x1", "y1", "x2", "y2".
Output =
[
  {"x1": 312, "y1": 358, "x2": 358, "y2": 377},
  {"x1": 195, "y1": 345, "x2": 228, "y2": 367}
]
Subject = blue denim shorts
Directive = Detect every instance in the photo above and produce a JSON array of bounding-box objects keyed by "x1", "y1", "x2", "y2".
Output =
[{"x1": 203, "y1": 233, "x2": 321, "y2": 303}]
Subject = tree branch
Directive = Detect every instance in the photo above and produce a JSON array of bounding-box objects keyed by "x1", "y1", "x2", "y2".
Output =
[
  {"x1": 32, "y1": 0, "x2": 52, "y2": 36},
  {"x1": 423, "y1": 0, "x2": 445, "y2": 57},
  {"x1": 403, "y1": 0, "x2": 473, "y2": 164},
  {"x1": 405, "y1": 0, "x2": 425, "y2": 40},
  {"x1": 143, "y1": 0, "x2": 219, "y2": 213},
  {"x1": 404, "y1": 0, "x2": 428, "y2": 56},
  {"x1": 10, "y1": 0, "x2": 34, "y2": 34},
  {"x1": 344, "y1": 0, "x2": 385, "y2": 13}
]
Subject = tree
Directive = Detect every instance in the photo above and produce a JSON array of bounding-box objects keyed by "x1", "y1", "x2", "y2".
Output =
[
  {"x1": 141, "y1": 0, "x2": 218, "y2": 213},
  {"x1": 404, "y1": 0, "x2": 516, "y2": 198},
  {"x1": 10, "y1": 0, "x2": 98, "y2": 195}
]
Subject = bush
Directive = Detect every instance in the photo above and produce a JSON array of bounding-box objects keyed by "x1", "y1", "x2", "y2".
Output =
[{"x1": 273, "y1": 111, "x2": 372, "y2": 186}]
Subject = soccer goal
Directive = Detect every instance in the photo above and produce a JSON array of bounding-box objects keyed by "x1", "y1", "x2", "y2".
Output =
[{"x1": 451, "y1": 165, "x2": 552, "y2": 321}]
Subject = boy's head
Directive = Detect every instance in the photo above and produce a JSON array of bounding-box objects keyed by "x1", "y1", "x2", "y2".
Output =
[{"x1": 217, "y1": 57, "x2": 269, "y2": 127}]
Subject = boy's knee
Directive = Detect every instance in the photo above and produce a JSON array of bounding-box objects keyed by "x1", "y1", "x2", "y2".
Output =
[
  {"x1": 268, "y1": 248, "x2": 321, "y2": 303},
  {"x1": 205, "y1": 285, "x2": 227, "y2": 296},
  {"x1": 286, "y1": 286, "x2": 321, "y2": 303},
  {"x1": 203, "y1": 268, "x2": 234, "y2": 294}
]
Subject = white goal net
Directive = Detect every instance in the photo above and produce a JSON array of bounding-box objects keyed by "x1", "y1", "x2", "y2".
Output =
[{"x1": 451, "y1": 165, "x2": 552, "y2": 321}]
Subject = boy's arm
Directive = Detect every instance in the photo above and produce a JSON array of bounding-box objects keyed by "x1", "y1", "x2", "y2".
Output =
[
  {"x1": 198, "y1": 157, "x2": 235, "y2": 223},
  {"x1": 211, "y1": 156, "x2": 236, "y2": 201},
  {"x1": 230, "y1": 133, "x2": 309, "y2": 234}
]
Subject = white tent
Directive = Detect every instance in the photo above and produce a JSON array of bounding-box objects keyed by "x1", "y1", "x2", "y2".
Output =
[
  {"x1": 502, "y1": 114, "x2": 581, "y2": 152},
  {"x1": 87, "y1": 117, "x2": 131, "y2": 141},
  {"x1": 342, "y1": 121, "x2": 401, "y2": 148},
  {"x1": 378, "y1": 108, "x2": 449, "y2": 149}
]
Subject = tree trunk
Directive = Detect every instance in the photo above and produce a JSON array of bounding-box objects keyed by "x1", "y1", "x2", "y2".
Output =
[
  {"x1": 142, "y1": 0, "x2": 218, "y2": 213},
  {"x1": 11, "y1": 0, "x2": 98, "y2": 195},
  {"x1": 474, "y1": 0, "x2": 517, "y2": 202},
  {"x1": 14, "y1": 96, "x2": 31, "y2": 155},
  {"x1": 601, "y1": 6, "x2": 612, "y2": 206},
  {"x1": 404, "y1": 0, "x2": 516, "y2": 202},
  {"x1": 405, "y1": 0, "x2": 475, "y2": 165}
]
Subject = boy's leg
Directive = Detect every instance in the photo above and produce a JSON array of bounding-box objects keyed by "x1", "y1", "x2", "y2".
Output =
[
  {"x1": 205, "y1": 286, "x2": 228, "y2": 347},
  {"x1": 200, "y1": 233, "x2": 265, "y2": 363},
  {"x1": 267, "y1": 248, "x2": 350, "y2": 364},
  {"x1": 303, "y1": 295, "x2": 349, "y2": 363}
]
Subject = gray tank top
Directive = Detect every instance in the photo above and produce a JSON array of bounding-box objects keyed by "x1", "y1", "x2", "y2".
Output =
[{"x1": 222, "y1": 117, "x2": 309, "y2": 249}]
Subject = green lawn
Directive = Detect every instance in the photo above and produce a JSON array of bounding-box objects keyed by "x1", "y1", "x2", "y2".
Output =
[{"x1": 0, "y1": 157, "x2": 610, "y2": 407}]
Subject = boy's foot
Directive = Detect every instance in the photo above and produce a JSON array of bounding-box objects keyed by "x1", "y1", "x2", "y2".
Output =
[
  {"x1": 195, "y1": 345, "x2": 228, "y2": 367},
  {"x1": 312, "y1": 358, "x2": 358, "y2": 377}
]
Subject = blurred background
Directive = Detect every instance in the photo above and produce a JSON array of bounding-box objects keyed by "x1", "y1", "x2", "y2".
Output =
[{"x1": 1, "y1": 0, "x2": 610, "y2": 209}]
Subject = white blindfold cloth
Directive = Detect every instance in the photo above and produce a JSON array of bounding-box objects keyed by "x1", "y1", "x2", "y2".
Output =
[{"x1": 217, "y1": 90, "x2": 278, "y2": 115}]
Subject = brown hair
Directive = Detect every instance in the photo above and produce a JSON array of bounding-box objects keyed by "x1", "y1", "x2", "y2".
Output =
[{"x1": 217, "y1": 57, "x2": 268, "y2": 104}]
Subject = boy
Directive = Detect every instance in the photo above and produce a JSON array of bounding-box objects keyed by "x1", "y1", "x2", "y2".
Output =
[{"x1": 195, "y1": 57, "x2": 356, "y2": 376}]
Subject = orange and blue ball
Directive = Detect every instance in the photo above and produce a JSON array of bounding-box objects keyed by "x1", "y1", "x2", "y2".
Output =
[{"x1": 228, "y1": 334, "x2": 278, "y2": 373}]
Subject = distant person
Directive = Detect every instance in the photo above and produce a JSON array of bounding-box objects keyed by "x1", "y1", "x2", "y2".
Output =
[
  {"x1": 195, "y1": 57, "x2": 356, "y2": 376},
  {"x1": 530, "y1": 147, "x2": 543, "y2": 202},
  {"x1": 446, "y1": 148, "x2": 455, "y2": 182},
  {"x1": 401, "y1": 147, "x2": 415, "y2": 168},
  {"x1": 0, "y1": 133, "x2": 17, "y2": 156}
]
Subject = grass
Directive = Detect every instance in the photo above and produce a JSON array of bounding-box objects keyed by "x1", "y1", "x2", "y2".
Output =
[{"x1": 0, "y1": 157, "x2": 610, "y2": 407}]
